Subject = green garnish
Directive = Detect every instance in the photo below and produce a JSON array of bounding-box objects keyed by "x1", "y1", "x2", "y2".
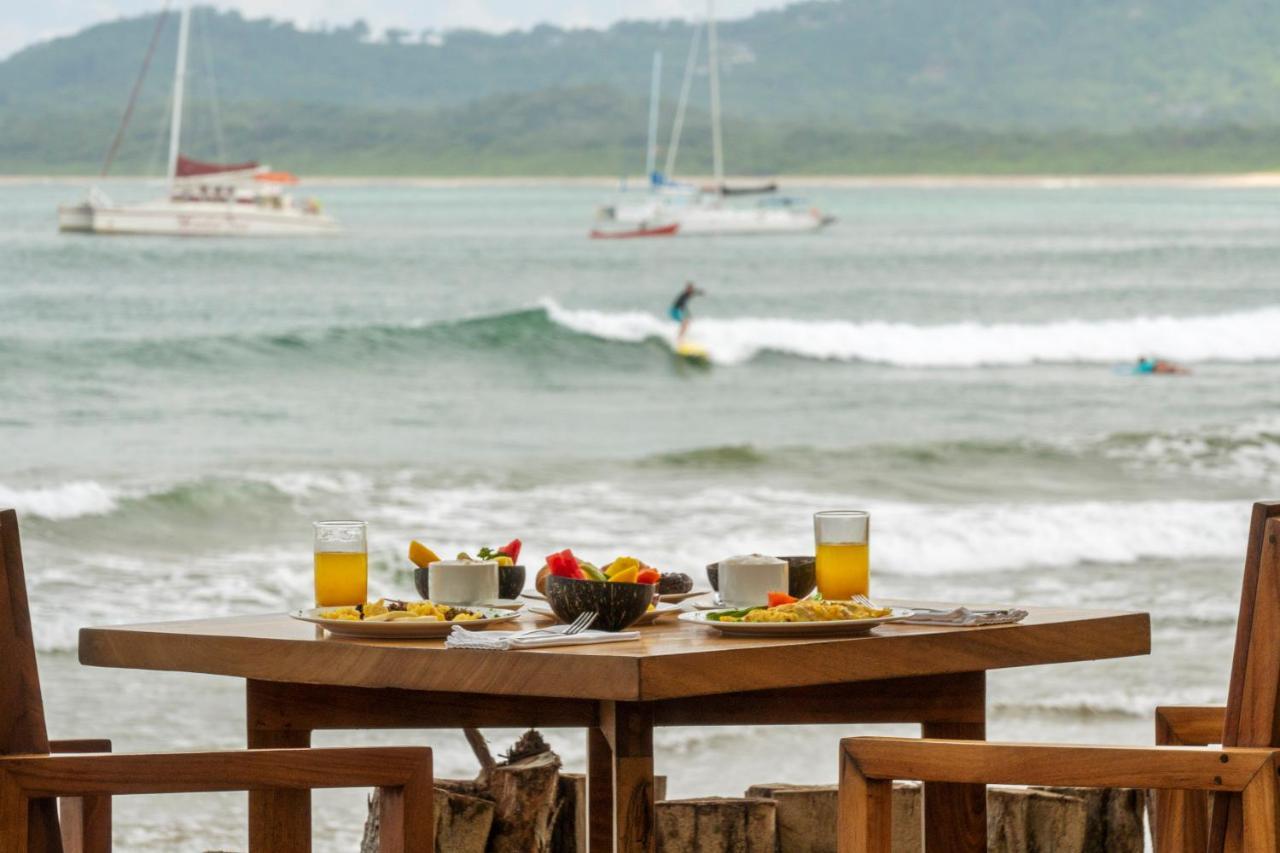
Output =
[{"x1": 706, "y1": 606, "x2": 765, "y2": 622}]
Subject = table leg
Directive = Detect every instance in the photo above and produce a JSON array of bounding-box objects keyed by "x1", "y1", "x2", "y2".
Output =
[
  {"x1": 247, "y1": 683, "x2": 312, "y2": 853},
  {"x1": 921, "y1": 704, "x2": 986, "y2": 851},
  {"x1": 588, "y1": 725, "x2": 615, "y2": 853},
  {"x1": 601, "y1": 701, "x2": 655, "y2": 853}
]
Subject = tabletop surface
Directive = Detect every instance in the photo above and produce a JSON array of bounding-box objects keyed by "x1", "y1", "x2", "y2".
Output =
[{"x1": 79, "y1": 602, "x2": 1151, "y2": 701}]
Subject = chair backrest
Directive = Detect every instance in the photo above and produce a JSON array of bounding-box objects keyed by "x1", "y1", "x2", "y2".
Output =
[
  {"x1": 1210, "y1": 500, "x2": 1280, "y2": 851},
  {"x1": 1, "y1": 507, "x2": 64, "y2": 852}
]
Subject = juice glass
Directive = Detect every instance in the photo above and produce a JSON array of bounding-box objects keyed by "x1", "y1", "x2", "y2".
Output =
[
  {"x1": 313, "y1": 520, "x2": 368, "y2": 607},
  {"x1": 814, "y1": 510, "x2": 869, "y2": 599}
]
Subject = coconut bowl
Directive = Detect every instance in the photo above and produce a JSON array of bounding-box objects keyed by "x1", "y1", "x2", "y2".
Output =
[
  {"x1": 544, "y1": 575, "x2": 654, "y2": 632},
  {"x1": 705, "y1": 555, "x2": 816, "y2": 600}
]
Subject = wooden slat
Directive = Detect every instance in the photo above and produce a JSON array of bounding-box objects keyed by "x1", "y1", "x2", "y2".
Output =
[
  {"x1": 1153, "y1": 706, "x2": 1216, "y2": 853},
  {"x1": 247, "y1": 679, "x2": 597, "y2": 730},
  {"x1": 58, "y1": 793, "x2": 111, "y2": 853},
  {"x1": 587, "y1": 727, "x2": 613, "y2": 853},
  {"x1": 603, "y1": 702, "x2": 655, "y2": 853},
  {"x1": 920, "y1": 720, "x2": 986, "y2": 853},
  {"x1": 653, "y1": 672, "x2": 985, "y2": 726},
  {"x1": 0, "y1": 747, "x2": 432, "y2": 797},
  {"x1": 1241, "y1": 756, "x2": 1280, "y2": 852},
  {"x1": 843, "y1": 738, "x2": 1275, "y2": 791},
  {"x1": 78, "y1": 605, "x2": 1150, "y2": 702},
  {"x1": 1213, "y1": 506, "x2": 1280, "y2": 850},
  {"x1": 1156, "y1": 706, "x2": 1226, "y2": 747},
  {"x1": 247, "y1": 727, "x2": 311, "y2": 853},
  {"x1": 0, "y1": 508, "x2": 64, "y2": 852},
  {"x1": 837, "y1": 747, "x2": 893, "y2": 853}
]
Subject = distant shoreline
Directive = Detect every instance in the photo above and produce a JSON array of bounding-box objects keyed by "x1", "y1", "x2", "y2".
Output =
[{"x1": 8, "y1": 173, "x2": 1280, "y2": 189}]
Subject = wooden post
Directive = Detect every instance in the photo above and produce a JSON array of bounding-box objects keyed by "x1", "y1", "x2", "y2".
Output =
[
  {"x1": 601, "y1": 702, "x2": 655, "y2": 853},
  {"x1": 587, "y1": 726, "x2": 614, "y2": 853},
  {"x1": 247, "y1": 680, "x2": 312, "y2": 853},
  {"x1": 920, "y1": 673, "x2": 986, "y2": 853}
]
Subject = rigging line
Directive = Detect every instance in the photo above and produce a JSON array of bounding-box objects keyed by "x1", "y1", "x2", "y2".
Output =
[
  {"x1": 196, "y1": 7, "x2": 227, "y2": 161},
  {"x1": 664, "y1": 20, "x2": 702, "y2": 180},
  {"x1": 99, "y1": 1, "x2": 172, "y2": 177}
]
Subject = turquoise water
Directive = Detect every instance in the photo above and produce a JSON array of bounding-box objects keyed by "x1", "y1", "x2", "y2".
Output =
[{"x1": 4, "y1": 180, "x2": 1280, "y2": 849}]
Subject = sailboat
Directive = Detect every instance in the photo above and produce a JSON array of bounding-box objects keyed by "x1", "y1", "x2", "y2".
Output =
[
  {"x1": 57, "y1": 4, "x2": 336, "y2": 237},
  {"x1": 592, "y1": 0, "x2": 833, "y2": 238}
]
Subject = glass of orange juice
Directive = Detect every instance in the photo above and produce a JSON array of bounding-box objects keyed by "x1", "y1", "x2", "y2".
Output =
[
  {"x1": 814, "y1": 510, "x2": 870, "y2": 600},
  {"x1": 313, "y1": 520, "x2": 368, "y2": 607}
]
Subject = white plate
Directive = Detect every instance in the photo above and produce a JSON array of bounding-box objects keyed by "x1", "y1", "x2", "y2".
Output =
[
  {"x1": 520, "y1": 589, "x2": 547, "y2": 601},
  {"x1": 527, "y1": 601, "x2": 680, "y2": 626},
  {"x1": 292, "y1": 606, "x2": 523, "y2": 638},
  {"x1": 677, "y1": 607, "x2": 915, "y2": 637},
  {"x1": 655, "y1": 588, "x2": 713, "y2": 603}
]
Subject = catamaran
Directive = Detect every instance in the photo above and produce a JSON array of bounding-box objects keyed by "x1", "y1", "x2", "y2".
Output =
[
  {"x1": 592, "y1": 0, "x2": 833, "y2": 238},
  {"x1": 57, "y1": 3, "x2": 336, "y2": 237}
]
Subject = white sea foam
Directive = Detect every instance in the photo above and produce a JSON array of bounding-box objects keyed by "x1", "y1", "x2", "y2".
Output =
[
  {"x1": 541, "y1": 298, "x2": 1280, "y2": 367},
  {"x1": 0, "y1": 480, "x2": 124, "y2": 520}
]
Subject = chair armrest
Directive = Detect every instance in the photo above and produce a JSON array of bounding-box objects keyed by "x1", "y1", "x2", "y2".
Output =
[
  {"x1": 841, "y1": 737, "x2": 1275, "y2": 792},
  {"x1": 48, "y1": 740, "x2": 112, "y2": 755},
  {"x1": 1155, "y1": 706, "x2": 1225, "y2": 746},
  {"x1": 0, "y1": 747, "x2": 431, "y2": 798}
]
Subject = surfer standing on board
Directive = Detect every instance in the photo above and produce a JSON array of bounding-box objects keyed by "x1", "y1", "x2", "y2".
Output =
[{"x1": 669, "y1": 281, "x2": 705, "y2": 344}]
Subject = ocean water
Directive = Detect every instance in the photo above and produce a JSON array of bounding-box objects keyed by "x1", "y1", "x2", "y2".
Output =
[{"x1": 4, "y1": 180, "x2": 1280, "y2": 849}]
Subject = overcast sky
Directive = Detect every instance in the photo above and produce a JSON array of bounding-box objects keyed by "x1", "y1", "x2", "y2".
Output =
[{"x1": 3, "y1": 0, "x2": 794, "y2": 59}]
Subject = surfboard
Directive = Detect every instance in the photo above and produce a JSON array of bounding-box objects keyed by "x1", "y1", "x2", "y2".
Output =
[{"x1": 674, "y1": 340, "x2": 710, "y2": 362}]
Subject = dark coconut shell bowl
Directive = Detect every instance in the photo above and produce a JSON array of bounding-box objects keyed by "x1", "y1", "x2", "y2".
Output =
[
  {"x1": 705, "y1": 555, "x2": 816, "y2": 600},
  {"x1": 544, "y1": 575, "x2": 654, "y2": 632},
  {"x1": 414, "y1": 564, "x2": 526, "y2": 602}
]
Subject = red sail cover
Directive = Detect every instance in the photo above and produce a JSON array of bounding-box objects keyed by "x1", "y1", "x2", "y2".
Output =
[{"x1": 175, "y1": 155, "x2": 259, "y2": 177}]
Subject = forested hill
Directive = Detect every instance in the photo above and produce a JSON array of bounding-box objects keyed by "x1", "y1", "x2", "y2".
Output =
[{"x1": 5, "y1": 1, "x2": 1280, "y2": 175}]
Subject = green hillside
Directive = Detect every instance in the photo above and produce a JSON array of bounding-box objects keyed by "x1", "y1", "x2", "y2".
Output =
[{"x1": 5, "y1": 1, "x2": 1280, "y2": 174}]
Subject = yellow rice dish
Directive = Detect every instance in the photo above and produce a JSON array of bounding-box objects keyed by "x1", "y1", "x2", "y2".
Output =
[
  {"x1": 718, "y1": 600, "x2": 892, "y2": 623},
  {"x1": 319, "y1": 598, "x2": 485, "y2": 623}
]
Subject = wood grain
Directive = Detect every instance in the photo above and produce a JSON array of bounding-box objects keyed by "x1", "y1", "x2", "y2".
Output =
[
  {"x1": 247, "y1": 724, "x2": 311, "y2": 853},
  {"x1": 1213, "y1": 505, "x2": 1280, "y2": 851},
  {"x1": 602, "y1": 702, "x2": 655, "y2": 853},
  {"x1": 1153, "y1": 704, "x2": 1220, "y2": 853},
  {"x1": 79, "y1": 605, "x2": 1150, "y2": 702},
  {"x1": 587, "y1": 727, "x2": 613, "y2": 853},
  {"x1": 837, "y1": 748, "x2": 892, "y2": 853},
  {"x1": 842, "y1": 738, "x2": 1275, "y2": 791},
  {"x1": 0, "y1": 508, "x2": 63, "y2": 853},
  {"x1": 920, "y1": 718, "x2": 985, "y2": 853}
]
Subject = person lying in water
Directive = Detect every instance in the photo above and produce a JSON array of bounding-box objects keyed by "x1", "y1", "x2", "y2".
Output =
[
  {"x1": 669, "y1": 281, "x2": 706, "y2": 343},
  {"x1": 1135, "y1": 356, "x2": 1190, "y2": 375}
]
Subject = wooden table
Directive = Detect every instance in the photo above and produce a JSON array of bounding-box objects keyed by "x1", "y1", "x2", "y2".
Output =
[{"x1": 79, "y1": 603, "x2": 1149, "y2": 852}]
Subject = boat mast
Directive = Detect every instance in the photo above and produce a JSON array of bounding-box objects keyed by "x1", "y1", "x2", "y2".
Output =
[
  {"x1": 664, "y1": 21, "x2": 702, "y2": 180},
  {"x1": 644, "y1": 51, "x2": 663, "y2": 182},
  {"x1": 706, "y1": 0, "x2": 724, "y2": 187},
  {"x1": 166, "y1": 2, "x2": 191, "y2": 192}
]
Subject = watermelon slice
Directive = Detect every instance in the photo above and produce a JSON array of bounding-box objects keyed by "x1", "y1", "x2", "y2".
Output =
[
  {"x1": 499, "y1": 538, "x2": 523, "y2": 564},
  {"x1": 546, "y1": 549, "x2": 584, "y2": 579}
]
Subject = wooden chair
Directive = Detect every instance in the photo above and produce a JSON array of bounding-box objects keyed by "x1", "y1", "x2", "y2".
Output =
[
  {"x1": 0, "y1": 508, "x2": 434, "y2": 853},
  {"x1": 837, "y1": 500, "x2": 1280, "y2": 853}
]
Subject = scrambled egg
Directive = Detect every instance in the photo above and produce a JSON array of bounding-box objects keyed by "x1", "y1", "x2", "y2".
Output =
[
  {"x1": 721, "y1": 600, "x2": 892, "y2": 623},
  {"x1": 319, "y1": 598, "x2": 484, "y2": 623}
]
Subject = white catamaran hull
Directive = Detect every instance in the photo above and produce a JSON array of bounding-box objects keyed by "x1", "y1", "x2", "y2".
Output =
[
  {"x1": 668, "y1": 204, "x2": 831, "y2": 235},
  {"x1": 57, "y1": 200, "x2": 337, "y2": 236}
]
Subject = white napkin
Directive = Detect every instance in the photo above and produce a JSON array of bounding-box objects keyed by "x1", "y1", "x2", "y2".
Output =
[
  {"x1": 444, "y1": 624, "x2": 641, "y2": 650},
  {"x1": 900, "y1": 606, "x2": 1028, "y2": 627}
]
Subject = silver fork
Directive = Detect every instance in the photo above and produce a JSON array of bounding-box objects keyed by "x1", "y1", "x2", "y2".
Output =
[
  {"x1": 518, "y1": 610, "x2": 597, "y2": 640},
  {"x1": 852, "y1": 594, "x2": 883, "y2": 609}
]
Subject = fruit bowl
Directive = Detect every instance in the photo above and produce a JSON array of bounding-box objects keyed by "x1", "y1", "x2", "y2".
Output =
[
  {"x1": 544, "y1": 575, "x2": 655, "y2": 632},
  {"x1": 706, "y1": 555, "x2": 816, "y2": 600}
]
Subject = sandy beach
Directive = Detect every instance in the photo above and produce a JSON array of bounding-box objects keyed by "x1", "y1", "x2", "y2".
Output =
[{"x1": 11, "y1": 171, "x2": 1280, "y2": 188}]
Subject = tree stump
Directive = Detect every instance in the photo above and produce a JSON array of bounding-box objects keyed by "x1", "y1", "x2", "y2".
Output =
[
  {"x1": 655, "y1": 797, "x2": 776, "y2": 853},
  {"x1": 488, "y1": 749, "x2": 563, "y2": 853},
  {"x1": 988, "y1": 787, "x2": 1088, "y2": 853},
  {"x1": 744, "y1": 782, "x2": 920, "y2": 853}
]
